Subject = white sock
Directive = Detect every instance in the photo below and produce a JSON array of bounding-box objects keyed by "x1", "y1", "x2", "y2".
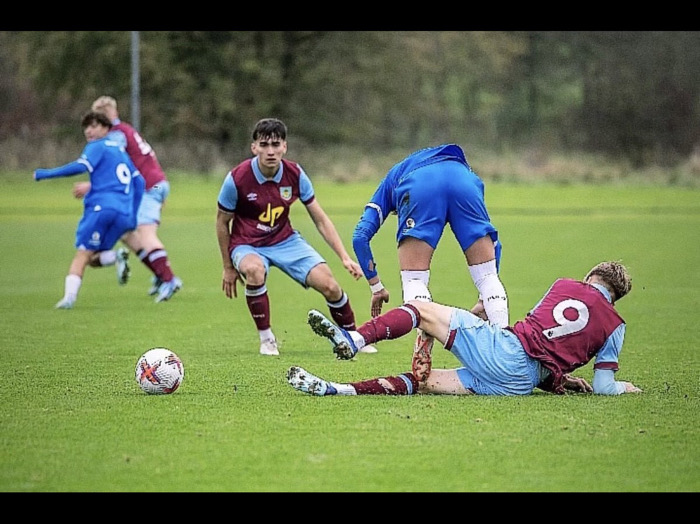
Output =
[
  {"x1": 64, "y1": 274, "x2": 82, "y2": 302},
  {"x1": 401, "y1": 270, "x2": 431, "y2": 302},
  {"x1": 348, "y1": 330, "x2": 366, "y2": 350},
  {"x1": 469, "y1": 260, "x2": 509, "y2": 327},
  {"x1": 99, "y1": 250, "x2": 117, "y2": 266},
  {"x1": 259, "y1": 329, "x2": 274, "y2": 342},
  {"x1": 331, "y1": 382, "x2": 357, "y2": 395}
]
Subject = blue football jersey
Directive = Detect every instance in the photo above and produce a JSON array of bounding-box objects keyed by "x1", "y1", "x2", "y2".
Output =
[{"x1": 79, "y1": 138, "x2": 142, "y2": 212}]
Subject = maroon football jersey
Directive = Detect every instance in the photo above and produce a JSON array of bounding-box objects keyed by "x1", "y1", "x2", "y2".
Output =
[
  {"x1": 112, "y1": 121, "x2": 166, "y2": 190},
  {"x1": 226, "y1": 158, "x2": 313, "y2": 251},
  {"x1": 507, "y1": 278, "x2": 625, "y2": 393}
]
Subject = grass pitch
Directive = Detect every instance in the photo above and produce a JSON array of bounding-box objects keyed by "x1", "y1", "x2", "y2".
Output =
[{"x1": 0, "y1": 172, "x2": 698, "y2": 492}]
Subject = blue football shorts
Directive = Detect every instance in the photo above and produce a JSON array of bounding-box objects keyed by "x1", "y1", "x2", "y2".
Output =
[
  {"x1": 231, "y1": 231, "x2": 325, "y2": 288},
  {"x1": 75, "y1": 205, "x2": 136, "y2": 252},
  {"x1": 446, "y1": 308, "x2": 541, "y2": 396},
  {"x1": 395, "y1": 159, "x2": 498, "y2": 252}
]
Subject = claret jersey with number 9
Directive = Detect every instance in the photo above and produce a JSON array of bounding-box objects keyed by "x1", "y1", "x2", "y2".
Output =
[{"x1": 508, "y1": 278, "x2": 625, "y2": 383}]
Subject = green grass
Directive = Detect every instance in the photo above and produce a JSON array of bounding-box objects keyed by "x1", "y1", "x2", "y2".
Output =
[{"x1": 1, "y1": 172, "x2": 698, "y2": 492}]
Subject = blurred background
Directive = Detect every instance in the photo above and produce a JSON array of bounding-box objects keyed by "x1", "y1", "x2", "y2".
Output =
[{"x1": 1, "y1": 31, "x2": 698, "y2": 185}]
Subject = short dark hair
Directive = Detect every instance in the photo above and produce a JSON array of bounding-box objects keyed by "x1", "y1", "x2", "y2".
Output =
[
  {"x1": 252, "y1": 118, "x2": 287, "y2": 141},
  {"x1": 81, "y1": 111, "x2": 112, "y2": 130},
  {"x1": 585, "y1": 261, "x2": 632, "y2": 302}
]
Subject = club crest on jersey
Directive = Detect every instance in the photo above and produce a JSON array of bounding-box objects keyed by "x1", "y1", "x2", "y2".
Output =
[
  {"x1": 401, "y1": 218, "x2": 415, "y2": 235},
  {"x1": 280, "y1": 186, "x2": 292, "y2": 200}
]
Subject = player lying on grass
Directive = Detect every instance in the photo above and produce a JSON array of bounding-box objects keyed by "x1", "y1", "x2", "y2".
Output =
[{"x1": 287, "y1": 260, "x2": 643, "y2": 396}]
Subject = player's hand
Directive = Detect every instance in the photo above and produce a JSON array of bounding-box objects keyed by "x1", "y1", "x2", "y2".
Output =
[
  {"x1": 562, "y1": 374, "x2": 593, "y2": 393},
  {"x1": 222, "y1": 267, "x2": 243, "y2": 299},
  {"x1": 470, "y1": 300, "x2": 488, "y2": 321},
  {"x1": 622, "y1": 381, "x2": 643, "y2": 393},
  {"x1": 343, "y1": 258, "x2": 363, "y2": 280},
  {"x1": 72, "y1": 181, "x2": 91, "y2": 199},
  {"x1": 370, "y1": 288, "x2": 390, "y2": 317}
]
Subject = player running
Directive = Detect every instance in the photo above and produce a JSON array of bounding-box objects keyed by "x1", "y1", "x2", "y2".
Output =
[
  {"x1": 34, "y1": 111, "x2": 144, "y2": 309},
  {"x1": 72, "y1": 96, "x2": 182, "y2": 303}
]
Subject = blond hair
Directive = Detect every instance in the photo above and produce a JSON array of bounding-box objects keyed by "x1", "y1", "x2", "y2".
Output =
[
  {"x1": 91, "y1": 95, "x2": 117, "y2": 114},
  {"x1": 585, "y1": 261, "x2": 632, "y2": 302}
]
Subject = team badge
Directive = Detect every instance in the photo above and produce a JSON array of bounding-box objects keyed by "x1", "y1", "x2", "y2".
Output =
[{"x1": 280, "y1": 186, "x2": 292, "y2": 200}]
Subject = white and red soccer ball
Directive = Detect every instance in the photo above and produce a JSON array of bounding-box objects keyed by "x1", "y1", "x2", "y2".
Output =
[{"x1": 135, "y1": 347, "x2": 184, "y2": 395}]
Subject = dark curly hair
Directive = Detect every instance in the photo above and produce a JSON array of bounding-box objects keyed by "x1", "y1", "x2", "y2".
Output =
[
  {"x1": 81, "y1": 111, "x2": 112, "y2": 130},
  {"x1": 585, "y1": 261, "x2": 632, "y2": 302}
]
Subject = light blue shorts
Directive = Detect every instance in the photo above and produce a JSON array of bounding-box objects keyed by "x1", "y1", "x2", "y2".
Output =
[
  {"x1": 231, "y1": 231, "x2": 325, "y2": 288},
  {"x1": 447, "y1": 308, "x2": 541, "y2": 395},
  {"x1": 137, "y1": 180, "x2": 170, "y2": 226}
]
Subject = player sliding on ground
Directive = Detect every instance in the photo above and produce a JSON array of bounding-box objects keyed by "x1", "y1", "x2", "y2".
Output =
[{"x1": 288, "y1": 261, "x2": 643, "y2": 396}]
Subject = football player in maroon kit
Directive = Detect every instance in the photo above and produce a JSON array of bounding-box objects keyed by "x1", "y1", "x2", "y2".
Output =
[
  {"x1": 216, "y1": 118, "x2": 376, "y2": 356},
  {"x1": 288, "y1": 261, "x2": 642, "y2": 396},
  {"x1": 73, "y1": 96, "x2": 182, "y2": 303}
]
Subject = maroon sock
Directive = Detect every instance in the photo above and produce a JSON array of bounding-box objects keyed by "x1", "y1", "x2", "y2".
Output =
[
  {"x1": 351, "y1": 373, "x2": 419, "y2": 395},
  {"x1": 246, "y1": 284, "x2": 270, "y2": 330},
  {"x1": 328, "y1": 292, "x2": 356, "y2": 330},
  {"x1": 356, "y1": 304, "x2": 420, "y2": 344},
  {"x1": 146, "y1": 249, "x2": 174, "y2": 282}
]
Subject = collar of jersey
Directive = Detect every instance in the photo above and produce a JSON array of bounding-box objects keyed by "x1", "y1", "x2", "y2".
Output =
[{"x1": 252, "y1": 157, "x2": 283, "y2": 183}]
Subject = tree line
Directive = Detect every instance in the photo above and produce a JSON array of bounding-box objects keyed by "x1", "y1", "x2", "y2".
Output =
[{"x1": 1, "y1": 31, "x2": 698, "y2": 174}]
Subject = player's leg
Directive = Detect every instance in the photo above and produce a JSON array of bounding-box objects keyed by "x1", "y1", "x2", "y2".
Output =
[
  {"x1": 412, "y1": 326, "x2": 433, "y2": 383},
  {"x1": 287, "y1": 365, "x2": 421, "y2": 396},
  {"x1": 307, "y1": 309, "x2": 360, "y2": 360},
  {"x1": 307, "y1": 300, "x2": 453, "y2": 360},
  {"x1": 464, "y1": 235, "x2": 508, "y2": 327},
  {"x1": 56, "y1": 249, "x2": 92, "y2": 309},
  {"x1": 286, "y1": 365, "x2": 470, "y2": 396},
  {"x1": 420, "y1": 369, "x2": 474, "y2": 395},
  {"x1": 115, "y1": 245, "x2": 131, "y2": 285},
  {"x1": 120, "y1": 228, "x2": 163, "y2": 294},
  {"x1": 306, "y1": 264, "x2": 376, "y2": 352},
  {"x1": 447, "y1": 170, "x2": 509, "y2": 328},
  {"x1": 395, "y1": 169, "x2": 444, "y2": 367},
  {"x1": 233, "y1": 247, "x2": 278, "y2": 355},
  {"x1": 133, "y1": 184, "x2": 181, "y2": 299},
  {"x1": 397, "y1": 237, "x2": 436, "y2": 373},
  {"x1": 146, "y1": 224, "x2": 182, "y2": 303},
  {"x1": 123, "y1": 225, "x2": 182, "y2": 303},
  {"x1": 85, "y1": 244, "x2": 131, "y2": 285},
  {"x1": 57, "y1": 208, "x2": 116, "y2": 309},
  {"x1": 276, "y1": 234, "x2": 377, "y2": 355}
]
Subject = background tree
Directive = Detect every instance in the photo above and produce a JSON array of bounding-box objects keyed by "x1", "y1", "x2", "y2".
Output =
[{"x1": 2, "y1": 31, "x2": 698, "y2": 179}]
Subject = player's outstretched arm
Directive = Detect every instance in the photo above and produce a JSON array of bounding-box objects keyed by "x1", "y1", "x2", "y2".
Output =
[{"x1": 306, "y1": 200, "x2": 361, "y2": 279}]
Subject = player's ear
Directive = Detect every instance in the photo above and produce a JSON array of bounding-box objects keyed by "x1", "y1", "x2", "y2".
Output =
[{"x1": 251, "y1": 142, "x2": 258, "y2": 155}]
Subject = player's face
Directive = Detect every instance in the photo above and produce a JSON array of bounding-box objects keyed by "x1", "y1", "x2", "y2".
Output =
[
  {"x1": 251, "y1": 135, "x2": 287, "y2": 176},
  {"x1": 83, "y1": 122, "x2": 109, "y2": 142}
]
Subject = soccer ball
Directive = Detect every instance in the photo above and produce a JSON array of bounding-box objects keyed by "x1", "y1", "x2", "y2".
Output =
[{"x1": 135, "y1": 347, "x2": 184, "y2": 395}]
